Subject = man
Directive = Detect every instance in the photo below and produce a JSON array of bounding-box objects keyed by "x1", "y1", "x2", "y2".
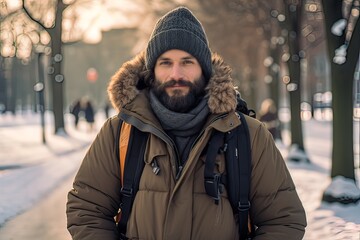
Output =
[{"x1": 66, "y1": 6, "x2": 306, "y2": 240}]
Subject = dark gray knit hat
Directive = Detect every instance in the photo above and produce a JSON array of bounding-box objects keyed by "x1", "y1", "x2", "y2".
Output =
[{"x1": 145, "y1": 7, "x2": 212, "y2": 80}]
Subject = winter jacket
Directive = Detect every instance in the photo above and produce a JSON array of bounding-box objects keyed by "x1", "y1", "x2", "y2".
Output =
[{"x1": 66, "y1": 52, "x2": 307, "y2": 240}]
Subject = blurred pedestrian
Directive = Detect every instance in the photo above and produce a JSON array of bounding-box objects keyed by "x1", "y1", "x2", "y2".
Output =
[
  {"x1": 258, "y1": 98, "x2": 280, "y2": 139},
  {"x1": 69, "y1": 99, "x2": 81, "y2": 129},
  {"x1": 104, "y1": 102, "x2": 110, "y2": 119},
  {"x1": 84, "y1": 99, "x2": 95, "y2": 132}
]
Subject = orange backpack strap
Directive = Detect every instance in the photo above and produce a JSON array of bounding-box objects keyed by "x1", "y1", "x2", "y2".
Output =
[
  {"x1": 119, "y1": 122, "x2": 131, "y2": 185},
  {"x1": 116, "y1": 121, "x2": 131, "y2": 223}
]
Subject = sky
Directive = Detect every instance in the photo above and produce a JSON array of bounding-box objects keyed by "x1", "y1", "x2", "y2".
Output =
[{"x1": 0, "y1": 110, "x2": 359, "y2": 239}]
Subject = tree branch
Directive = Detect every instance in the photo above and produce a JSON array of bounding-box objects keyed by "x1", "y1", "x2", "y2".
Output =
[{"x1": 21, "y1": 0, "x2": 46, "y2": 29}]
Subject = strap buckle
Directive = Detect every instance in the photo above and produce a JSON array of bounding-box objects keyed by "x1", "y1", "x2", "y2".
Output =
[{"x1": 204, "y1": 173, "x2": 222, "y2": 204}]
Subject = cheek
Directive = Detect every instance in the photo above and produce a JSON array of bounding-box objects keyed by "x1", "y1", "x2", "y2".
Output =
[
  {"x1": 190, "y1": 68, "x2": 202, "y2": 82},
  {"x1": 154, "y1": 71, "x2": 167, "y2": 84},
  {"x1": 191, "y1": 63, "x2": 202, "y2": 74}
]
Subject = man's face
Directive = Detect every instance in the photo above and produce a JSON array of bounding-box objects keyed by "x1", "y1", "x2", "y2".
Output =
[{"x1": 152, "y1": 49, "x2": 206, "y2": 112}]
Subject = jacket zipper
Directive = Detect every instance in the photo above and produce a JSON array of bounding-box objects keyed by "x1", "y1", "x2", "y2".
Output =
[{"x1": 119, "y1": 111, "x2": 182, "y2": 180}]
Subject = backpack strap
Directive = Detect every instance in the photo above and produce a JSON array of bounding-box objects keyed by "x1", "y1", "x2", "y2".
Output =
[
  {"x1": 204, "y1": 130, "x2": 225, "y2": 205},
  {"x1": 119, "y1": 121, "x2": 131, "y2": 185},
  {"x1": 117, "y1": 120, "x2": 148, "y2": 238},
  {"x1": 228, "y1": 112, "x2": 253, "y2": 239},
  {"x1": 204, "y1": 112, "x2": 253, "y2": 239}
]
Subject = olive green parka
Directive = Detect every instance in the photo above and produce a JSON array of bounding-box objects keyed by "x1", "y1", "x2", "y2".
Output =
[{"x1": 66, "y1": 52, "x2": 306, "y2": 240}]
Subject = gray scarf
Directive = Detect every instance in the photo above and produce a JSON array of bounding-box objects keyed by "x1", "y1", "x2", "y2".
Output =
[{"x1": 149, "y1": 90, "x2": 209, "y2": 163}]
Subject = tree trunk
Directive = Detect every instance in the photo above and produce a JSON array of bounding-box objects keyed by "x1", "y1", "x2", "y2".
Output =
[
  {"x1": 49, "y1": 1, "x2": 66, "y2": 134},
  {"x1": 269, "y1": 46, "x2": 281, "y2": 109},
  {"x1": 322, "y1": 0, "x2": 360, "y2": 180},
  {"x1": 0, "y1": 57, "x2": 7, "y2": 113},
  {"x1": 321, "y1": 0, "x2": 360, "y2": 204},
  {"x1": 284, "y1": 0, "x2": 308, "y2": 161},
  {"x1": 269, "y1": 45, "x2": 283, "y2": 141},
  {"x1": 9, "y1": 59, "x2": 20, "y2": 115}
]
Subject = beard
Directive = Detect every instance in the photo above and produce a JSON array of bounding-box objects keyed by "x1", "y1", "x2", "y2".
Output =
[{"x1": 151, "y1": 76, "x2": 206, "y2": 113}]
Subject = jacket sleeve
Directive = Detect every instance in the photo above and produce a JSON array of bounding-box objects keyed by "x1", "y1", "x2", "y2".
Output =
[
  {"x1": 66, "y1": 117, "x2": 121, "y2": 240},
  {"x1": 249, "y1": 122, "x2": 307, "y2": 239}
]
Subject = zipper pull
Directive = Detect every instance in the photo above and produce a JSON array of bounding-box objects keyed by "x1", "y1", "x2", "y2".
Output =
[{"x1": 175, "y1": 165, "x2": 183, "y2": 180}]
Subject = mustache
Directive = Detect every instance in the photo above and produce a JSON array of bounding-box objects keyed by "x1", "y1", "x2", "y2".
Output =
[{"x1": 161, "y1": 79, "x2": 193, "y2": 88}]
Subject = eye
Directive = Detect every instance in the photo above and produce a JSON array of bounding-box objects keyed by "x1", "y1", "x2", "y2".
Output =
[
  {"x1": 159, "y1": 60, "x2": 171, "y2": 66},
  {"x1": 183, "y1": 59, "x2": 194, "y2": 65}
]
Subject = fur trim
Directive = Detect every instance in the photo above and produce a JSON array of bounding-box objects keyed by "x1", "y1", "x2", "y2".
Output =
[
  {"x1": 206, "y1": 53, "x2": 237, "y2": 114},
  {"x1": 107, "y1": 51, "x2": 237, "y2": 114}
]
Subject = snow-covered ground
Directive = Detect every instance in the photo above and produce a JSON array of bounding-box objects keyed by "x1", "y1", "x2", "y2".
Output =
[
  {"x1": 0, "y1": 111, "x2": 359, "y2": 239},
  {"x1": 280, "y1": 119, "x2": 360, "y2": 240}
]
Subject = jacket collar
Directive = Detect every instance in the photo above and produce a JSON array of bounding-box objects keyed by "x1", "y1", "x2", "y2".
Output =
[{"x1": 107, "y1": 51, "x2": 237, "y2": 114}]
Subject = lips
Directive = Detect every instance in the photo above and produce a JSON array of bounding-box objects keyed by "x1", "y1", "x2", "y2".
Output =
[{"x1": 168, "y1": 84, "x2": 188, "y2": 88}]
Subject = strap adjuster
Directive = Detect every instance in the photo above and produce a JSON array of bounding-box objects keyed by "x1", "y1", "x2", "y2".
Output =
[
  {"x1": 238, "y1": 201, "x2": 250, "y2": 212},
  {"x1": 121, "y1": 187, "x2": 133, "y2": 197}
]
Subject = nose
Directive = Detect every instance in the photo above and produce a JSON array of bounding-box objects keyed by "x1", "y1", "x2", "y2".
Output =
[{"x1": 169, "y1": 64, "x2": 184, "y2": 80}]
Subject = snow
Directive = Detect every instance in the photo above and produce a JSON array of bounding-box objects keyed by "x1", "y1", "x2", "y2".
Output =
[
  {"x1": 333, "y1": 44, "x2": 348, "y2": 65},
  {"x1": 331, "y1": 19, "x2": 347, "y2": 36},
  {"x1": 287, "y1": 143, "x2": 310, "y2": 162},
  {"x1": 0, "y1": 111, "x2": 104, "y2": 226},
  {"x1": 330, "y1": 18, "x2": 350, "y2": 65},
  {"x1": 324, "y1": 176, "x2": 360, "y2": 199},
  {"x1": 1, "y1": 111, "x2": 360, "y2": 239}
]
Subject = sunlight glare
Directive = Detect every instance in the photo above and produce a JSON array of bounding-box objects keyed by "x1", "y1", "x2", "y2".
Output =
[
  {"x1": 1, "y1": 44, "x2": 15, "y2": 57},
  {"x1": 351, "y1": 8, "x2": 359, "y2": 17},
  {"x1": 40, "y1": 31, "x2": 51, "y2": 45},
  {"x1": 44, "y1": 11, "x2": 55, "y2": 28},
  {"x1": 83, "y1": 27, "x2": 102, "y2": 44},
  {"x1": 6, "y1": 0, "x2": 22, "y2": 11}
]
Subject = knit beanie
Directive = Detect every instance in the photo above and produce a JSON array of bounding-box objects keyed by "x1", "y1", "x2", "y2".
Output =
[{"x1": 145, "y1": 7, "x2": 212, "y2": 80}]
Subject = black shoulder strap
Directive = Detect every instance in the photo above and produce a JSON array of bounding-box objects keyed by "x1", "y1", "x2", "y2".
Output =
[
  {"x1": 204, "y1": 112, "x2": 253, "y2": 239},
  {"x1": 229, "y1": 112, "x2": 252, "y2": 239},
  {"x1": 118, "y1": 124, "x2": 148, "y2": 237},
  {"x1": 204, "y1": 131, "x2": 225, "y2": 205}
]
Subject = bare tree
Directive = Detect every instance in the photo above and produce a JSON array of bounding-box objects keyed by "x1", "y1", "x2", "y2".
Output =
[
  {"x1": 22, "y1": 0, "x2": 68, "y2": 134},
  {"x1": 0, "y1": 0, "x2": 72, "y2": 133},
  {"x1": 283, "y1": 0, "x2": 310, "y2": 162},
  {"x1": 321, "y1": 0, "x2": 360, "y2": 204}
]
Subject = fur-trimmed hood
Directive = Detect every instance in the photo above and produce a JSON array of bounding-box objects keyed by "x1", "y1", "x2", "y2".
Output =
[{"x1": 107, "y1": 51, "x2": 237, "y2": 114}]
